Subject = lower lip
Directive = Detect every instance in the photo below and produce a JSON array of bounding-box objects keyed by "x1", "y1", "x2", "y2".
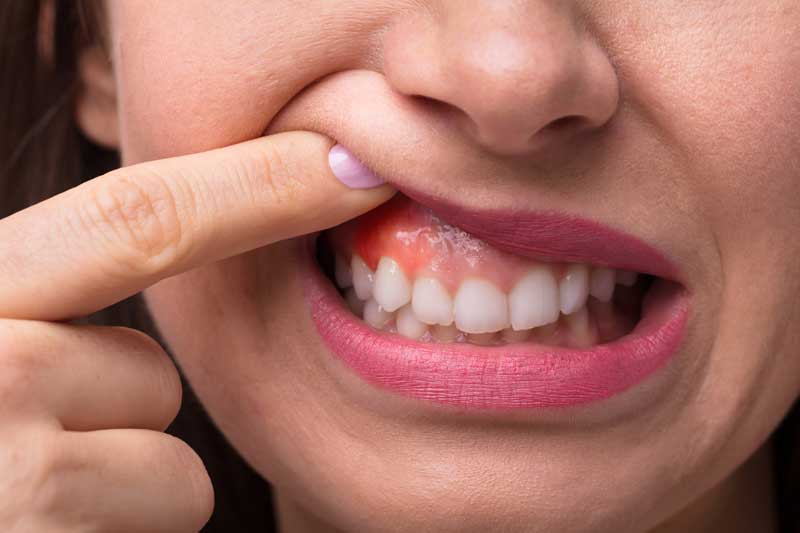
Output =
[{"x1": 303, "y1": 244, "x2": 690, "y2": 410}]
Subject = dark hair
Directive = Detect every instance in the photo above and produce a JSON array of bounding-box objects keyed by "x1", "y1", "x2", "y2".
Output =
[{"x1": 0, "y1": 1, "x2": 797, "y2": 531}]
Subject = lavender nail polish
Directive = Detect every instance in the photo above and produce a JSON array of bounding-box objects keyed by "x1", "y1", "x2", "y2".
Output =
[{"x1": 328, "y1": 144, "x2": 385, "y2": 189}]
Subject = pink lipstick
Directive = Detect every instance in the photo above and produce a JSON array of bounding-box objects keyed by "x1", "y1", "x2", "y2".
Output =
[{"x1": 305, "y1": 193, "x2": 689, "y2": 410}]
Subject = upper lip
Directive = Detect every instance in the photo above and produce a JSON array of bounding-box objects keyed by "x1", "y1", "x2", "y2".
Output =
[{"x1": 399, "y1": 187, "x2": 681, "y2": 282}]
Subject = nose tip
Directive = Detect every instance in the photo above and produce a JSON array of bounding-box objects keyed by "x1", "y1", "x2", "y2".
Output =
[{"x1": 383, "y1": 4, "x2": 620, "y2": 157}]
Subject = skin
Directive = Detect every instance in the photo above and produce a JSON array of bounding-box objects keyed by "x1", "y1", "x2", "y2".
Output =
[{"x1": 2, "y1": 0, "x2": 798, "y2": 531}]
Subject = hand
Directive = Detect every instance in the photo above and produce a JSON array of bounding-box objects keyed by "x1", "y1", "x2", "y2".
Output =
[{"x1": 0, "y1": 132, "x2": 393, "y2": 532}]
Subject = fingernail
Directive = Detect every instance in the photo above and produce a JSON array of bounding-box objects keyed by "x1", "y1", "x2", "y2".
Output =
[{"x1": 328, "y1": 144, "x2": 385, "y2": 189}]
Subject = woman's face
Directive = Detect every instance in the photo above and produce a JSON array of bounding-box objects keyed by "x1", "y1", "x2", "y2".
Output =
[{"x1": 98, "y1": 1, "x2": 800, "y2": 531}]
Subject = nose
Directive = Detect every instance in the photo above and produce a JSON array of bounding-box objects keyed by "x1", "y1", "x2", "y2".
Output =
[{"x1": 383, "y1": 2, "x2": 619, "y2": 157}]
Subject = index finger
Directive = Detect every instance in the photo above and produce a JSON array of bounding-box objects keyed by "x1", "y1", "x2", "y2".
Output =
[{"x1": 0, "y1": 132, "x2": 394, "y2": 320}]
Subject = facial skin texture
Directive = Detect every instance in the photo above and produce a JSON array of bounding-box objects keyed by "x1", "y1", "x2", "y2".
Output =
[{"x1": 78, "y1": 1, "x2": 800, "y2": 531}]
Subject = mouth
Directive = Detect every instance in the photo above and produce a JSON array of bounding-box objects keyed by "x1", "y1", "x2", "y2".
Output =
[{"x1": 304, "y1": 192, "x2": 689, "y2": 410}]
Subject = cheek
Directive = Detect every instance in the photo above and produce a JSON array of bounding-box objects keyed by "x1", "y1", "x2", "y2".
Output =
[
  {"x1": 612, "y1": 3, "x2": 800, "y2": 306},
  {"x1": 142, "y1": 242, "x2": 327, "y2": 430},
  {"x1": 109, "y1": 1, "x2": 353, "y2": 164}
]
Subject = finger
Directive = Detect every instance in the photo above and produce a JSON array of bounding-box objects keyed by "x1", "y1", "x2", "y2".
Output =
[
  {"x1": 36, "y1": 429, "x2": 213, "y2": 533},
  {"x1": 0, "y1": 131, "x2": 395, "y2": 320},
  {"x1": 0, "y1": 320, "x2": 181, "y2": 431}
]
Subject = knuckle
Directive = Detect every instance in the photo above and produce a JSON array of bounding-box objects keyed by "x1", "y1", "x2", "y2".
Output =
[
  {"x1": 255, "y1": 141, "x2": 305, "y2": 209},
  {"x1": 163, "y1": 436, "x2": 215, "y2": 526},
  {"x1": 15, "y1": 429, "x2": 71, "y2": 519},
  {"x1": 77, "y1": 170, "x2": 193, "y2": 277},
  {"x1": 110, "y1": 327, "x2": 182, "y2": 423},
  {"x1": 0, "y1": 322, "x2": 48, "y2": 409}
]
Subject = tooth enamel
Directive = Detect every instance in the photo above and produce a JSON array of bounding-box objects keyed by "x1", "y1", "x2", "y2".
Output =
[
  {"x1": 411, "y1": 277, "x2": 454, "y2": 326},
  {"x1": 508, "y1": 267, "x2": 560, "y2": 330},
  {"x1": 564, "y1": 306, "x2": 596, "y2": 348},
  {"x1": 501, "y1": 328, "x2": 530, "y2": 343},
  {"x1": 559, "y1": 264, "x2": 590, "y2": 315},
  {"x1": 335, "y1": 254, "x2": 353, "y2": 289},
  {"x1": 363, "y1": 298, "x2": 393, "y2": 329},
  {"x1": 396, "y1": 305, "x2": 428, "y2": 339},
  {"x1": 344, "y1": 288, "x2": 364, "y2": 315},
  {"x1": 373, "y1": 256, "x2": 412, "y2": 312},
  {"x1": 454, "y1": 278, "x2": 509, "y2": 334},
  {"x1": 351, "y1": 255, "x2": 375, "y2": 300},
  {"x1": 432, "y1": 324, "x2": 460, "y2": 343},
  {"x1": 532, "y1": 321, "x2": 560, "y2": 344},
  {"x1": 468, "y1": 332, "x2": 496, "y2": 345},
  {"x1": 616, "y1": 270, "x2": 638, "y2": 287},
  {"x1": 589, "y1": 267, "x2": 615, "y2": 302}
]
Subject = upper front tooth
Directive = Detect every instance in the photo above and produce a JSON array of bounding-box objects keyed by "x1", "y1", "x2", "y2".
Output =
[
  {"x1": 411, "y1": 277, "x2": 454, "y2": 326},
  {"x1": 508, "y1": 266, "x2": 560, "y2": 330},
  {"x1": 589, "y1": 267, "x2": 615, "y2": 302},
  {"x1": 454, "y1": 278, "x2": 509, "y2": 334},
  {"x1": 559, "y1": 264, "x2": 589, "y2": 315},
  {"x1": 335, "y1": 254, "x2": 353, "y2": 289},
  {"x1": 351, "y1": 255, "x2": 375, "y2": 300},
  {"x1": 373, "y1": 256, "x2": 412, "y2": 312},
  {"x1": 616, "y1": 270, "x2": 638, "y2": 287}
]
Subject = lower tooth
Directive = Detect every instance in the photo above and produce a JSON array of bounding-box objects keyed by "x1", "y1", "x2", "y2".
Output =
[
  {"x1": 396, "y1": 305, "x2": 428, "y2": 340},
  {"x1": 564, "y1": 307, "x2": 596, "y2": 348},
  {"x1": 532, "y1": 321, "x2": 559, "y2": 343},
  {"x1": 432, "y1": 324, "x2": 460, "y2": 343},
  {"x1": 344, "y1": 288, "x2": 365, "y2": 315},
  {"x1": 468, "y1": 332, "x2": 496, "y2": 345},
  {"x1": 363, "y1": 298, "x2": 394, "y2": 328},
  {"x1": 501, "y1": 328, "x2": 530, "y2": 343}
]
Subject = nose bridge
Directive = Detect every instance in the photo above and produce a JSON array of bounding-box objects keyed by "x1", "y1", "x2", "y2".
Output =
[{"x1": 383, "y1": 1, "x2": 619, "y2": 157}]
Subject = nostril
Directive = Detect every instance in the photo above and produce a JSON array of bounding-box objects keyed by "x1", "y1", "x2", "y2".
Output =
[
  {"x1": 412, "y1": 94, "x2": 449, "y2": 113},
  {"x1": 544, "y1": 115, "x2": 584, "y2": 133}
]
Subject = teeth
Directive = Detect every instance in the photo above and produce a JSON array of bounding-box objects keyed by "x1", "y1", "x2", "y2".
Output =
[
  {"x1": 616, "y1": 270, "x2": 638, "y2": 287},
  {"x1": 432, "y1": 324, "x2": 460, "y2": 343},
  {"x1": 396, "y1": 305, "x2": 428, "y2": 339},
  {"x1": 363, "y1": 298, "x2": 393, "y2": 329},
  {"x1": 373, "y1": 257, "x2": 412, "y2": 312},
  {"x1": 468, "y1": 332, "x2": 496, "y2": 345},
  {"x1": 334, "y1": 254, "x2": 353, "y2": 289},
  {"x1": 342, "y1": 252, "x2": 625, "y2": 347},
  {"x1": 564, "y1": 307, "x2": 596, "y2": 348},
  {"x1": 508, "y1": 266, "x2": 560, "y2": 331},
  {"x1": 344, "y1": 288, "x2": 364, "y2": 315},
  {"x1": 559, "y1": 264, "x2": 590, "y2": 315},
  {"x1": 454, "y1": 278, "x2": 509, "y2": 334},
  {"x1": 411, "y1": 277, "x2": 454, "y2": 326},
  {"x1": 531, "y1": 321, "x2": 560, "y2": 343},
  {"x1": 501, "y1": 328, "x2": 530, "y2": 343},
  {"x1": 351, "y1": 255, "x2": 375, "y2": 300},
  {"x1": 589, "y1": 267, "x2": 615, "y2": 302}
]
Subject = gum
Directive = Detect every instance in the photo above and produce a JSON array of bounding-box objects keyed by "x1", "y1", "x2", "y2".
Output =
[{"x1": 327, "y1": 196, "x2": 570, "y2": 293}]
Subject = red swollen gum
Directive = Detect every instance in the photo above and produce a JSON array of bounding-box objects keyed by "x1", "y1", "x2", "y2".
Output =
[{"x1": 328, "y1": 195, "x2": 569, "y2": 293}]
